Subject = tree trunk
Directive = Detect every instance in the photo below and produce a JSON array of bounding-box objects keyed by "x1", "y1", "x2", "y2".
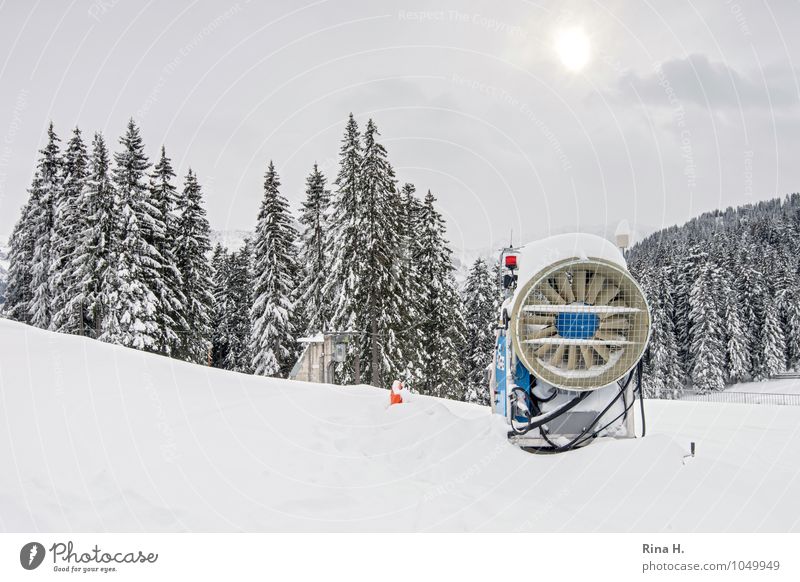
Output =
[{"x1": 370, "y1": 293, "x2": 380, "y2": 386}]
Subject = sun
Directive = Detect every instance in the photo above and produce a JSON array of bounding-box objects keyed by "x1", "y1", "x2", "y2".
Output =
[{"x1": 554, "y1": 27, "x2": 591, "y2": 72}]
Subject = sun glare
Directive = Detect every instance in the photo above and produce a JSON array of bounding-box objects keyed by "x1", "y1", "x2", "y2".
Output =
[{"x1": 555, "y1": 27, "x2": 591, "y2": 72}]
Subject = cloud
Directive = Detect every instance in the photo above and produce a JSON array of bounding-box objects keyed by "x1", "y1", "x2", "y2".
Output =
[{"x1": 618, "y1": 54, "x2": 799, "y2": 111}]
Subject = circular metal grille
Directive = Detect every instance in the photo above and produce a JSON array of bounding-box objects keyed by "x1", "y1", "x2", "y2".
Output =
[{"x1": 510, "y1": 257, "x2": 651, "y2": 391}]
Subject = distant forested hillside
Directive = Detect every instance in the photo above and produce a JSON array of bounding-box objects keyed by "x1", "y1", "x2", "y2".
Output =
[{"x1": 628, "y1": 195, "x2": 800, "y2": 397}]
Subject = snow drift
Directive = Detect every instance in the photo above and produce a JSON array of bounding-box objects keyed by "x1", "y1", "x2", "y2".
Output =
[{"x1": 1, "y1": 318, "x2": 799, "y2": 532}]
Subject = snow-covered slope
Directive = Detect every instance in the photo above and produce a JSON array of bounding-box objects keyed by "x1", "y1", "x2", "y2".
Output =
[
  {"x1": 725, "y1": 378, "x2": 800, "y2": 395},
  {"x1": 1, "y1": 319, "x2": 799, "y2": 532}
]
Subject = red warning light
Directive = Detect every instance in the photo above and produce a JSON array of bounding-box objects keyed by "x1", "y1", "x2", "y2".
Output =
[{"x1": 505, "y1": 254, "x2": 518, "y2": 269}]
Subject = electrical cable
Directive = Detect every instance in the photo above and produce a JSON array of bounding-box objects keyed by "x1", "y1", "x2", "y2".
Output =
[
  {"x1": 521, "y1": 368, "x2": 641, "y2": 453},
  {"x1": 637, "y1": 359, "x2": 646, "y2": 437},
  {"x1": 530, "y1": 382, "x2": 558, "y2": 403},
  {"x1": 507, "y1": 390, "x2": 589, "y2": 437},
  {"x1": 532, "y1": 375, "x2": 631, "y2": 453}
]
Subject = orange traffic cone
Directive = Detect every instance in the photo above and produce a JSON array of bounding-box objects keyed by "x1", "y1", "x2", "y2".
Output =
[{"x1": 390, "y1": 379, "x2": 404, "y2": 405}]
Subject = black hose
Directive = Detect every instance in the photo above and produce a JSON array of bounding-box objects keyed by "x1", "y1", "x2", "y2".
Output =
[
  {"x1": 530, "y1": 381, "x2": 558, "y2": 403},
  {"x1": 529, "y1": 374, "x2": 631, "y2": 453},
  {"x1": 553, "y1": 384, "x2": 640, "y2": 451},
  {"x1": 520, "y1": 368, "x2": 641, "y2": 453},
  {"x1": 509, "y1": 388, "x2": 533, "y2": 435},
  {"x1": 506, "y1": 391, "x2": 589, "y2": 438},
  {"x1": 637, "y1": 360, "x2": 646, "y2": 437}
]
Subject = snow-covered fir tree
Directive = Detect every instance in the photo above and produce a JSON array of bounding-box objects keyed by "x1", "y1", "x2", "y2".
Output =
[
  {"x1": 249, "y1": 161, "x2": 299, "y2": 377},
  {"x1": 51, "y1": 127, "x2": 89, "y2": 334},
  {"x1": 415, "y1": 190, "x2": 466, "y2": 398},
  {"x1": 754, "y1": 249, "x2": 786, "y2": 379},
  {"x1": 324, "y1": 114, "x2": 364, "y2": 370},
  {"x1": 688, "y1": 253, "x2": 726, "y2": 392},
  {"x1": 732, "y1": 231, "x2": 762, "y2": 364},
  {"x1": 757, "y1": 290, "x2": 786, "y2": 379},
  {"x1": 210, "y1": 244, "x2": 231, "y2": 368},
  {"x1": 719, "y1": 267, "x2": 750, "y2": 383},
  {"x1": 224, "y1": 241, "x2": 254, "y2": 373},
  {"x1": 357, "y1": 119, "x2": 405, "y2": 386},
  {"x1": 640, "y1": 266, "x2": 684, "y2": 398},
  {"x1": 174, "y1": 169, "x2": 215, "y2": 363},
  {"x1": 72, "y1": 133, "x2": 116, "y2": 337},
  {"x1": 629, "y1": 196, "x2": 800, "y2": 393},
  {"x1": 297, "y1": 163, "x2": 331, "y2": 335},
  {"x1": 4, "y1": 175, "x2": 39, "y2": 324},
  {"x1": 462, "y1": 257, "x2": 497, "y2": 404},
  {"x1": 149, "y1": 146, "x2": 188, "y2": 355},
  {"x1": 211, "y1": 242, "x2": 253, "y2": 372},
  {"x1": 102, "y1": 119, "x2": 160, "y2": 349},
  {"x1": 394, "y1": 182, "x2": 425, "y2": 388},
  {"x1": 28, "y1": 122, "x2": 62, "y2": 329}
]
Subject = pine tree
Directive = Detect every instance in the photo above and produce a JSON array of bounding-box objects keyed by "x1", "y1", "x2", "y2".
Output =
[
  {"x1": 102, "y1": 119, "x2": 160, "y2": 349},
  {"x1": 28, "y1": 122, "x2": 62, "y2": 329},
  {"x1": 249, "y1": 161, "x2": 299, "y2": 377},
  {"x1": 149, "y1": 146, "x2": 188, "y2": 355},
  {"x1": 641, "y1": 266, "x2": 683, "y2": 398},
  {"x1": 773, "y1": 246, "x2": 800, "y2": 369},
  {"x1": 297, "y1": 163, "x2": 331, "y2": 334},
  {"x1": 784, "y1": 285, "x2": 800, "y2": 370},
  {"x1": 72, "y1": 133, "x2": 116, "y2": 337},
  {"x1": 720, "y1": 269, "x2": 750, "y2": 382},
  {"x1": 174, "y1": 169, "x2": 215, "y2": 363},
  {"x1": 628, "y1": 193, "x2": 800, "y2": 392},
  {"x1": 51, "y1": 127, "x2": 89, "y2": 333},
  {"x1": 462, "y1": 257, "x2": 497, "y2": 404},
  {"x1": 324, "y1": 114, "x2": 363, "y2": 356},
  {"x1": 225, "y1": 241, "x2": 254, "y2": 373},
  {"x1": 415, "y1": 190, "x2": 466, "y2": 399},
  {"x1": 674, "y1": 241, "x2": 701, "y2": 366},
  {"x1": 395, "y1": 183, "x2": 425, "y2": 388},
  {"x1": 758, "y1": 292, "x2": 786, "y2": 379},
  {"x1": 688, "y1": 255, "x2": 726, "y2": 392},
  {"x1": 733, "y1": 231, "x2": 761, "y2": 371},
  {"x1": 4, "y1": 177, "x2": 39, "y2": 324},
  {"x1": 357, "y1": 119, "x2": 405, "y2": 386},
  {"x1": 210, "y1": 244, "x2": 231, "y2": 368}
]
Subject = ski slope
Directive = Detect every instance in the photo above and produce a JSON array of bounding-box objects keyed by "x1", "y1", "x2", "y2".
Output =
[
  {"x1": 1, "y1": 318, "x2": 799, "y2": 532},
  {"x1": 725, "y1": 378, "x2": 800, "y2": 395}
]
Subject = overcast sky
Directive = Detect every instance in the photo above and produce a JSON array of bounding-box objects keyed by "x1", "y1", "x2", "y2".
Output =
[{"x1": 1, "y1": 0, "x2": 799, "y2": 252}]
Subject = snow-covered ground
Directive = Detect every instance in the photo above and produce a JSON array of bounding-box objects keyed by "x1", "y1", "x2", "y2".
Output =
[
  {"x1": 1, "y1": 318, "x2": 798, "y2": 532},
  {"x1": 725, "y1": 378, "x2": 800, "y2": 395}
]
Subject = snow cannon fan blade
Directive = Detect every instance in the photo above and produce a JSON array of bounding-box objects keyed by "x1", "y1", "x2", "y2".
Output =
[{"x1": 510, "y1": 257, "x2": 651, "y2": 391}]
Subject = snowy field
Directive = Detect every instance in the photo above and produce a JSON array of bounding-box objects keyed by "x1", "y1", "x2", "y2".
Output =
[
  {"x1": 1, "y1": 318, "x2": 799, "y2": 532},
  {"x1": 725, "y1": 378, "x2": 800, "y2": 395}
]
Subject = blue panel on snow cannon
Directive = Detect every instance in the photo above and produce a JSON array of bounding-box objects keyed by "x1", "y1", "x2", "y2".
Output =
[{"x1": 555, "y1": 307, "x2": 600, "y2": 340}]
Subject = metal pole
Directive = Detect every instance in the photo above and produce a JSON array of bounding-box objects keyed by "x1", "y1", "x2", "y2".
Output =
[
  {"x1": 624, "y1": 380, "x2": 636, "y2": 437},
  {"x1": 354, "y1": 347, "x2": 361, "y2": 385},
  {"x1": 78, "y1": 300, "x2": 85, "y2": 337}
]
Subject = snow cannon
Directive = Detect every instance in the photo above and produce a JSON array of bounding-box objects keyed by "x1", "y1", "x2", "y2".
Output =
[{"x1": 490, "y1": 233, "x2": 651, "y2": 452}]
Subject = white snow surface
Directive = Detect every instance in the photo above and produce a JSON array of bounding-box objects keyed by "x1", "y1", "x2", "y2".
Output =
[
  {"x1": 725, "y1": 378, "x2": 800, "y2": 395},
  {"x1": 1, "y1": 318, "x2": 799, "y2": 532}
]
